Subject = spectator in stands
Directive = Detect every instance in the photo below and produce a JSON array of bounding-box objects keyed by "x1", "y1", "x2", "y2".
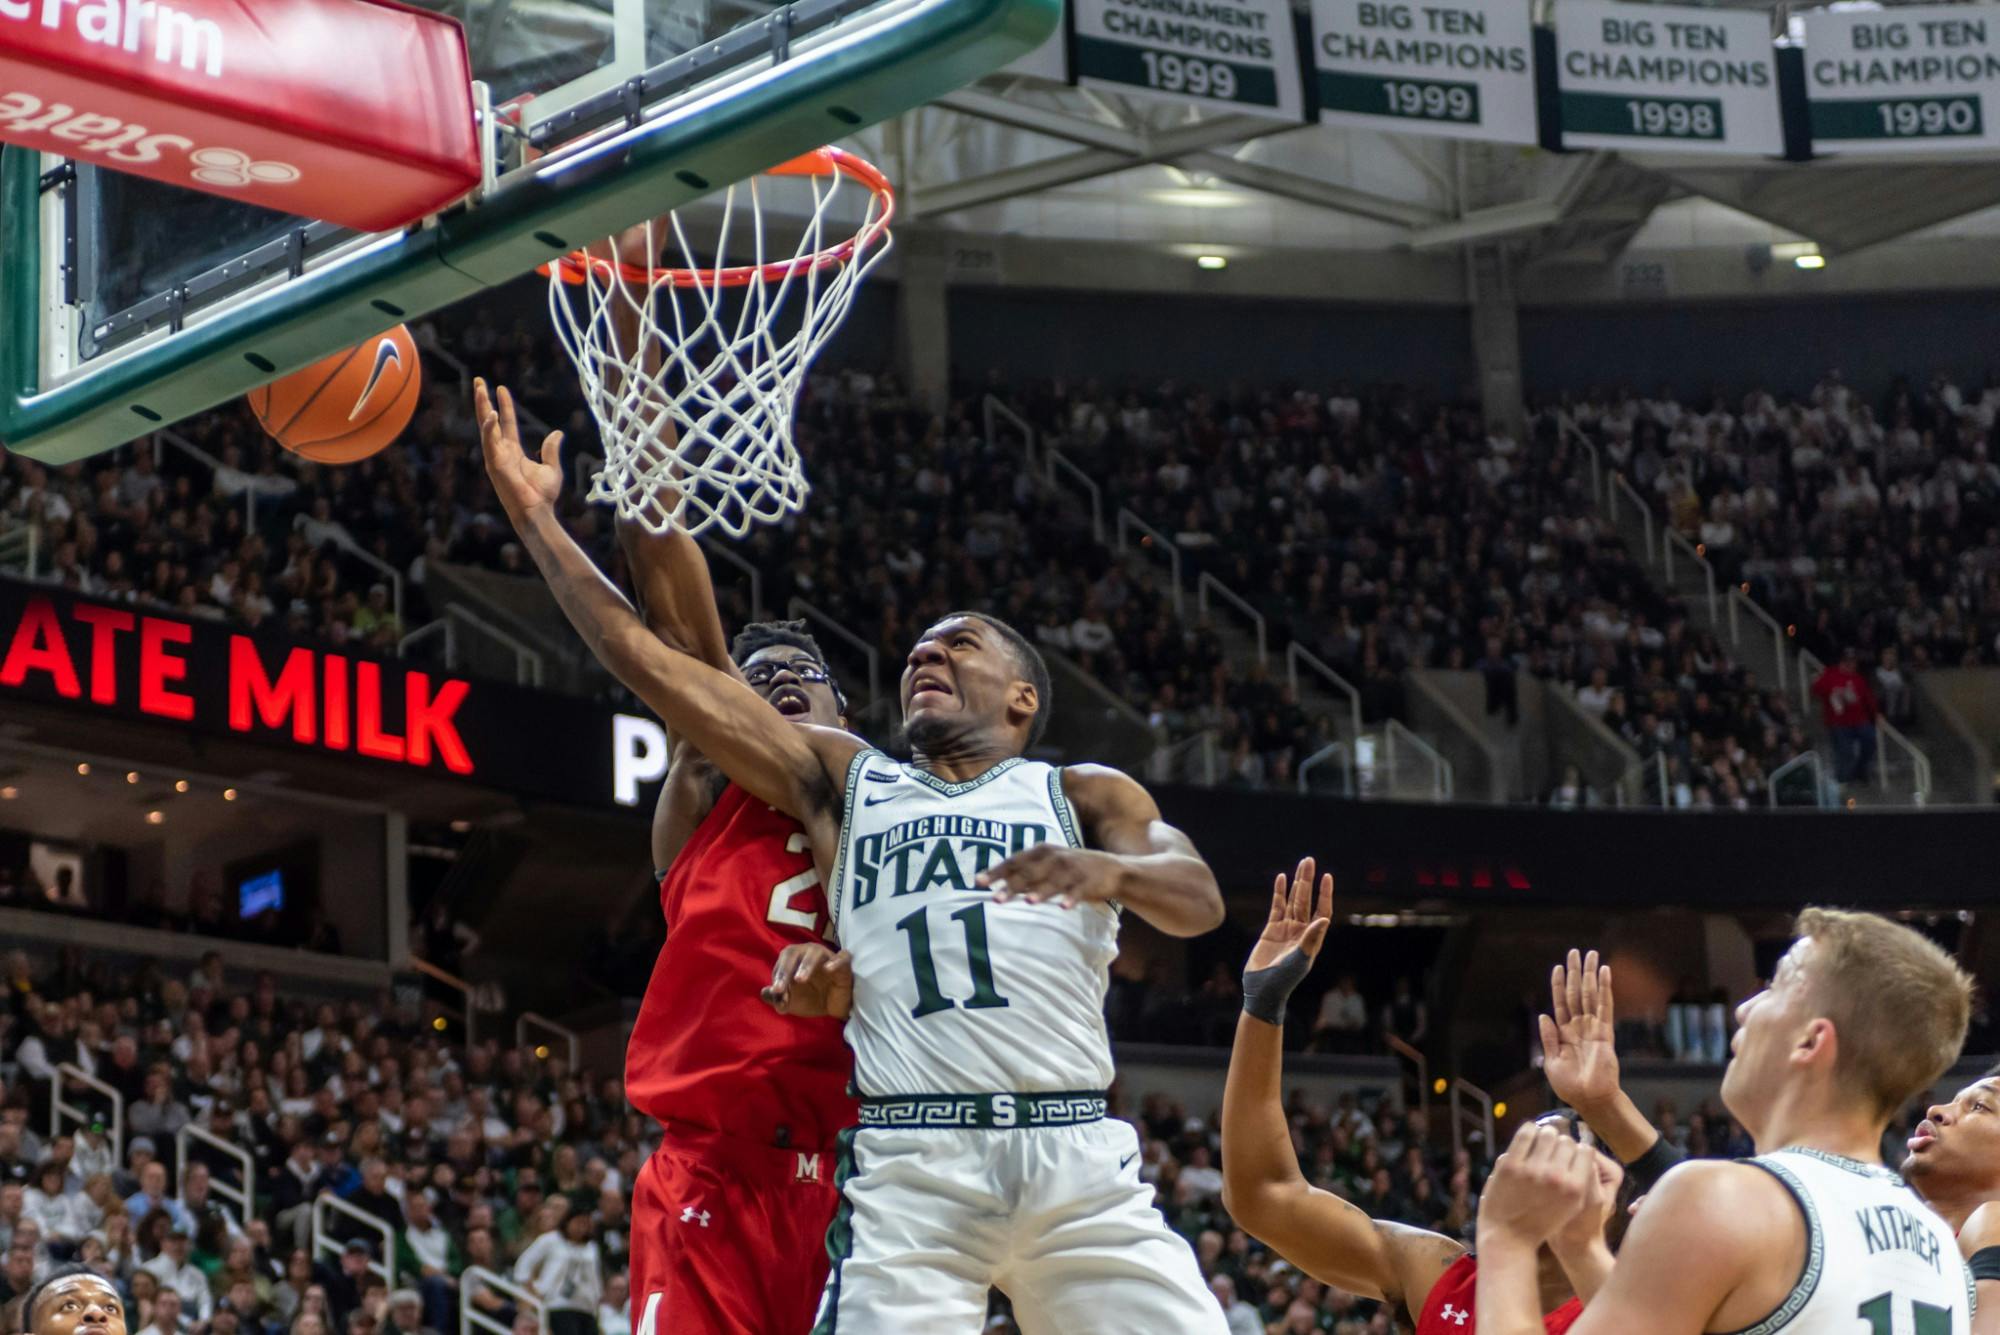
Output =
[
  {"x1": 511, "y1": 1208, "x2": 599, "y2": 1335},
  {"x1": 123, "y1": 1165, "x2": 188, "y2": 1236},
  {"x1": 384, "y1": 1289, "x2": 439, "y2": 1335},
  {"x1": 128, "y1": 1072, "x2": 190, "y2": 1148},
  {"x1": 1309, "y1": 976, "x2": 1370, "y2": 1053},
  {"x1": 1811, "y1": 646, "x2": 1881, "y2": 786},
  {"x1": 140, "y1": 1222, "x2": 212, "y2": 1324},
  {"x1": 395, "y1": 1191, "x2": 457, "y2": 1334},
  {"x1": 136, "y1": 1285, "x2": 179, "y2": 1335},
  {"x1": 175, "y1": 1161, "x2": 242, "y2": 1246},
  {"x1": 24, "y1": 1159, "x2": 83, "y2": 1242}
]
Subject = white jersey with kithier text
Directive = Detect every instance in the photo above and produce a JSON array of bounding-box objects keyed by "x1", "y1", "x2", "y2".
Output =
[
  {"x1": 827, "y1": 751, "x2": 1117, "y2": 1099},
  {"x1": 1736, "y1": 1147, "x2": 1973, "y2": 1335}
]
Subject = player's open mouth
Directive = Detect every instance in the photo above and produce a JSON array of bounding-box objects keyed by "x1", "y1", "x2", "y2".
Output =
[
  {"x1": 910, "y1": 673, "x2": 953, "y2": 704},
  {"x1": 770, "y1": 686, "x2": 811, "y2": 718},
  {"x1": 1908, "y1": 1119, "x2": 1940, "y2": 1153}
]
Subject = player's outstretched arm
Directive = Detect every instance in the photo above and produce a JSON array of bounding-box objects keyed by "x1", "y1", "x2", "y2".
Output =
[
  {"x1": 1478, "y1": 1138, "x2": 1783, "y2": 1335},
  {"x1": 977, "y1": 765, "x2": 1223, "y2": 937},
  {"x1": 1959, "y1": 1202, "x2": 2000, "y2": 1335},
  {"x1": 1542, "y1": 949, "x2": 1680, "y2": 1181},
  {"x1": 1220, "y1": 860, "x2": 1463, "y2": 1321},
  {"x1": 475, "y1": 378, "x2": 858, "y2": 821}
]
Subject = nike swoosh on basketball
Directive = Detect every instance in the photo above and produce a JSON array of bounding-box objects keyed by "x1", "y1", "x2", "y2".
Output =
[{"x1": 348, "y1": 338, "x2": 402, "y2": 421}]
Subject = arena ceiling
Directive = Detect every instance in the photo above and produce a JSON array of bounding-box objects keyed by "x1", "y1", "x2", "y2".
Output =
[{"x1": 848, "y1": 70, "x2": 2000, "y2": 262}]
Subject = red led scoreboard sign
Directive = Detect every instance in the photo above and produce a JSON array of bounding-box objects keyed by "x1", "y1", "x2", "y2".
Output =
[{"x1": 0, "y1": 581, "x2": 646, "y2": 810}]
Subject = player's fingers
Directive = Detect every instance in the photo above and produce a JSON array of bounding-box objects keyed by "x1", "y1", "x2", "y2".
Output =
[
  {"x1": 1599, "y1": 964, "x2": 1615, "y2": 1029},
  {"x1": 1315, "y1": 872, "x2": 1335, "y2": 924},
  {"x1": 1288, "y1": 857, "x2": 1314, "y2": 922},
  {"x1": 540, "y1": 430, "x2": 564, "y2": 472},
  {"x1": 1300, "y1": 918, "x2": 1331, "y2": 956},
  {"x1": 1564, "y1": 948, "x2": 1583, "y2": 1022},
  {"x1": 1549, "y1": 963, "x2": 1571, "y2": 1027},
  {"x1": 829, "y1": 951, "x2": 852, "y2": 972},
  {"x1": 1537, "y1": 1012, "x2": 1559, "y2": 1055},
  {"x1": 1580, "y1": 949, "x2": 1600, "y2": 1018},
  {"x1": 498, "y1": 384, "x2": 521, "y2": 442},
  {"x1": 1268, "y1": 875, "x2": 1288, "y2": 926}
]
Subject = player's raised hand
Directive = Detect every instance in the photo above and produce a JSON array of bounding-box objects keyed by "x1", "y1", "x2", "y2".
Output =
[
  {"x1": 761, "y1": 944, "x2": 853, "y2": 1019},
  {"x1": 474, "y1": 378, "x2": 563, "y2": 524},
  {"x1": 978, "y1": 844, "x2": 1122, "y2": 909},
  {"x1": 1247, "y1": 857, "x2": 1334, "y2": 974},
  {"x1": 1478, "y1": 1120, "x2": 1598, "y2": 1252},
  {"x1": 1541, "y1": 948, "x2": 1619, "y2": 1114},
  {"x1": 1550, "y1": 1128, "x2": 1625, "y2": 1256}
]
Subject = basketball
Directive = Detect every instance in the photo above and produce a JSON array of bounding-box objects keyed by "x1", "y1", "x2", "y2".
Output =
[{"x1": 248, "y1": 324, "x2": 421, "y2": 465}]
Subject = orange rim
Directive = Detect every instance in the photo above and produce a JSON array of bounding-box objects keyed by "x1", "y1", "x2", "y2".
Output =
[{"x1": 547, "y1": 147, "x2": 894, "y2": 290}]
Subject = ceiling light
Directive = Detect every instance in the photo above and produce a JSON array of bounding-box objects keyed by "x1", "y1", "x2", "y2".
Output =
[
  {"x1": 1195, "y1": 254, "x2": 1228, "y2": 271},
  {"x1": 1150, "y1": 187, "x2": 1244, "y2": 209},
  {"x1": 174, "y1": 780, "x2": 190, "y2": 793},
  {"x1": 75, "y1": 763, "x2": 90, "y2": 776},
  {"x1": 1795, "y1": 253, "x2": 1826, "y2": 270},
  {"x1": 125, "y1": 771, "x2": 139, "y2": 784},
  {"x1": 450, "y1": 819, "x2": 472, "y2": 834},
  {"x1": 222, "y1": 788, "x2": 239, "y2": 802},
  {"x1": 145, "y1": 811, "x2": 164, "y2": 825},
  {"x1": 0, "y1": 787, "x2": 16, "y2": 800}
]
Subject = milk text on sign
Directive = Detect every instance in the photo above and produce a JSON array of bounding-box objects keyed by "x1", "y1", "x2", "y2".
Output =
[{"x1": 0, "y1": 0, "x2": 226, "y2": 77}]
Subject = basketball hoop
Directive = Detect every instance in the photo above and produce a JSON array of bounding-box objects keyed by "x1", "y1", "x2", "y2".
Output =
[{"x1": 546, "y1": 147, "x2": 894, "y2": 538}]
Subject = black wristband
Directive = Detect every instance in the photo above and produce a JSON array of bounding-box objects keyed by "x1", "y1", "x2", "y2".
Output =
[
  {"x1": 1623, "y1": 1135, "x2": 1687, "y2": 1192},
  {"x1": 1242, "y1": 949, "x2": 1313, "y2": 1027},
  {"x1": 1969, "y1": 1247, "x2": 2000, "y2": 1283}
]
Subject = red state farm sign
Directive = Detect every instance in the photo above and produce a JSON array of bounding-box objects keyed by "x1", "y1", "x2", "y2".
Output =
[
  {"x1": 0, "y1": 589, "x2": 470, "y2": 774},
  {"x1": 0, "y1": 0, "x2": 478, "y2": 230}
]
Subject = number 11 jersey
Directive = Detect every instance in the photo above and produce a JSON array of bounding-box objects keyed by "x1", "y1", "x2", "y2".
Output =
[{"x1": 828, "y1": 752, "x2": 1119, "y2": 1098}]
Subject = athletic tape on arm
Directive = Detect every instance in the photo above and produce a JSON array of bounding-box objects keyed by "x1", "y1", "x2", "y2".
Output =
[{"x1": 1242, "y1": 949, "x2": 1313, "y2": 1027}]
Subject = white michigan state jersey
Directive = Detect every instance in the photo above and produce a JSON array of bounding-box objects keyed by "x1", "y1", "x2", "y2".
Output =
[
  {"x1": 1738, "y1": 1148, "x2": 1973, "y2": 1335},
  {"x1": 827, "y1": 751, "x2": 1118, "y2": 1099}
]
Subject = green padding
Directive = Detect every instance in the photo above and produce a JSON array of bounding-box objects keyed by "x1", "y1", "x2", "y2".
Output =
[{"x1": 0, "y1": 0, "x2": 1058, "y2": 463}]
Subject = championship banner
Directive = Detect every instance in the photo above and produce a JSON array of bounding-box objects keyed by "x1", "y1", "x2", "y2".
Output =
[
  {"x1": 1803, "y1": 5, "x2": 2000, "y2": 153},
  {"x1": 0, "y1": 0, "x2": 479, "y2": 231},
  {"x1": 1554, "y1": 0, "x2": 1782, "y2": 154},
  {"x1": 1072, "y1": 0, "x2": 1306, "y2": 120},
  {"x1": 1310, "y1": 0, "x2": 1536, "y2": 142}
]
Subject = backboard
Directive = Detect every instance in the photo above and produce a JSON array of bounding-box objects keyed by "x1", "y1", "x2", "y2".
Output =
[{"x1": 0, "y1": 0, "x2": 1056, "y2": 463}]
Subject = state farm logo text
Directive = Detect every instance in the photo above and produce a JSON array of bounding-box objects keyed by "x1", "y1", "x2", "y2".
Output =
[
  {"x1": 0, "y1": 91, "x2": 298, "y2": 186},
  {"x1": 1, "y1": 0, "x2": 225, "y2": 77}
]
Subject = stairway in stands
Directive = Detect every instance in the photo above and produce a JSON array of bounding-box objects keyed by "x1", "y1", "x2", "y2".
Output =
[{"x1": 981, "y1": 397, "x2": 1445, "y2": 797}]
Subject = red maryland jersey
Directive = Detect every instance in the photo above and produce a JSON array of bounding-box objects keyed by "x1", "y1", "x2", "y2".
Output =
[
  {"x1": 1416, "y1": 1253, "x2": 1582, "y2": 1335},
  {"x1": 626, "y1": 782, "x2": 856, "y2": 1153}
]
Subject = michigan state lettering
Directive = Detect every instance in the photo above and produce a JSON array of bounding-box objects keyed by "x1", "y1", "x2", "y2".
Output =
[
  {"x1": 829, "y1": 752, "x2": 1119, "y2": 1099},
  {"x1": 850, "y1": 814, "x2": 1051, "y2": 911}
]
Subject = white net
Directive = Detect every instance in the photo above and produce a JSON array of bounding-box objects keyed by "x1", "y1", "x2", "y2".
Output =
[{"x1": 546, "y1": 150, "x2": 893, "y2": 537}]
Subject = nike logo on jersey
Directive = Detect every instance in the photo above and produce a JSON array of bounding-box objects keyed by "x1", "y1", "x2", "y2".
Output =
[
  {"x1": 349, "y1": 337, "x2": 402, "y2": 420},
  {"x1": 863, "y1": 793, "x2": 897, "y2": 807},
  {"x1": 1119, "y1": 1152, "x2": 1138, "y2": 1171}
]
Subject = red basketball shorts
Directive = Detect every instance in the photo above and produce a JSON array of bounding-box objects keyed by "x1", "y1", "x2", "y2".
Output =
[{"x1": 629, "y1": 1123, "x2": 841, "y2": 1335}]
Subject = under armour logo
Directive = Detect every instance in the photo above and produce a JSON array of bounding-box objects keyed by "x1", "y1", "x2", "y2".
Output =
[
  {"x1": 679, "y1": 1207, "x2": 710, "y2": 1227},
  {"x1": 1440, "y1": 1303, "x2": 1469, "y2": 1326}
]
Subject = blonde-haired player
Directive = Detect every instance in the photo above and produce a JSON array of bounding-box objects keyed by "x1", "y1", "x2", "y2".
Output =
[{"x1": 1477, "y1": 907, "x2": 1974, "y2": 1335}]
